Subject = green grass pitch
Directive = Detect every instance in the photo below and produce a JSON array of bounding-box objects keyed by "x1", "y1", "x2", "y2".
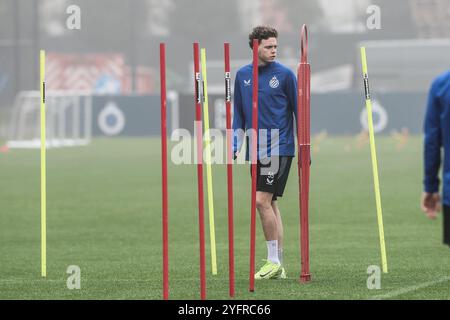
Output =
[{"x1": 0, "y1": 136, "x2": 449, "y2": 299}]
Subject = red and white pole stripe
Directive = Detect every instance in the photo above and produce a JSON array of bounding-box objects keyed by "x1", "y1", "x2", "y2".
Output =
[
  {"x1": 159, "y1": 43, "x2": 169, "y2": 300},
  {"x1": 224, "y1": 42, "x2": 235, "y2": 297},
  {"x1": 297, "y1": 25, "x2": 312, "y2": 283},
  {"x1": 194, "y1": 42, "x2": 207, "y2": 299},
  {"x1": 249, "y1": 39, "x2": 258, "y2": 292}
]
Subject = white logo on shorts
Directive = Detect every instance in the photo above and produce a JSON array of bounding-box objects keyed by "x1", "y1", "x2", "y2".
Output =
[
  {"x1": 269, "y1": 76, "x2": 279, "y2": 89},
  {"x1": 266, "y1": 172, "x2": 275, "y2": 185}
]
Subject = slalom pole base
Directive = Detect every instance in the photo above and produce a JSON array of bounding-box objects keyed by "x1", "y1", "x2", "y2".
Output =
[{"x1": 299, "y1": 273, "x2": 311, "y2": 283}]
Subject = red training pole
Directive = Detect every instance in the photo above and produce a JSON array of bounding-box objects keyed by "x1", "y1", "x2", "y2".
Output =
[
  {"x1": 194, "y1": 43, "x2": 207, "y2": 299},
  {"x1": 160, "y1": 43, "x2": 169, "y2": 300},
  {"x1": 297, "y1": 25, "x2": 311, "y2": 283},
  {"x1": 249, "y1": 39, "x2": 258, "y2": 292},
  {"x1": 224, "y1": 42, "x2": 235, "y2": 298}
]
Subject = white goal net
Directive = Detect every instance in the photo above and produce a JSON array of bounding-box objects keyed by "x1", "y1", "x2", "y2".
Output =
[{"x1": 7, "y1": 91, "x2": 92, "y2": 149}]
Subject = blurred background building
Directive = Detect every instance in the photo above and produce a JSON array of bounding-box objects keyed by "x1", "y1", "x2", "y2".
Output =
[{"x1": 1, "y1": 0, "x2": 450, "y2": 140}]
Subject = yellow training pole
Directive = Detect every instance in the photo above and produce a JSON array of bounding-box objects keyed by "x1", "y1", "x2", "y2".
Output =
[
  {"x1": 360, "y1": 47, "x2": 388, "y2": 273},
  {"x1": 200, "y1": 48, "x2": 217, "y2": 275},
  {"x1": 40, "y1": 50, "x2": 47, "y2": 277}
]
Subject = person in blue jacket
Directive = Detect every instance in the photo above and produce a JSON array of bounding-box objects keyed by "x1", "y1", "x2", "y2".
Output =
[
  {"x1": 422, "y1": 70, "x2": 450, "y2": 247},
  {"x1": 233, "y1": 26, "x2": 298, "y2": 279}
]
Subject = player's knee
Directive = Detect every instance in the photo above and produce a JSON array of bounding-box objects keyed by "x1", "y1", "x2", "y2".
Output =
[{"x1": 256, "y1": 196, "x2": 272, "y2": 211}]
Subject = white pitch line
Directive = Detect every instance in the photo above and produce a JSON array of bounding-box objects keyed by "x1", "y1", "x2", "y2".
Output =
[{"x1": 372, "y1": 276, "x2": 450, "y2": 300}]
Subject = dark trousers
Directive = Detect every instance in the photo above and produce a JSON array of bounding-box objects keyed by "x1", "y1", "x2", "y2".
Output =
[{"x1": 444, "y1": 205, "x2": 450, "y2": 246}]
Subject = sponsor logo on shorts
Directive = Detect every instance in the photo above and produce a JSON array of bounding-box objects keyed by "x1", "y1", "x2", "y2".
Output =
[{"x1": 266, "y1": 171, "x2": 275, "y2": 185}]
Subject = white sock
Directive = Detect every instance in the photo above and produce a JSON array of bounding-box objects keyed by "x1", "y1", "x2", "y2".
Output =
[
  {"x1": 278, "y1": 248, "x2": 283, "y2": 265},
  {"x1": 267, "y1": 240, "x2": 280, "y2": 264}
]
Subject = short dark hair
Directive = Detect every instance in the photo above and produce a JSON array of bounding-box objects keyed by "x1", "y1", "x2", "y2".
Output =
[{"x1": 248, "y1": 26, "x2": 278, "y2": 49}]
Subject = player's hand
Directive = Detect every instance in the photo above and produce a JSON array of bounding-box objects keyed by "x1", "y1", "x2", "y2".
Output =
[{"x1": 421, "y1": 192, "x2": 441, "y2": 219}]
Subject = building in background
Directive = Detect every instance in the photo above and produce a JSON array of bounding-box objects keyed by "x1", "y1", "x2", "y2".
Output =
[
  {"x1": 410, "y1": 0, "x2": 450, "y2": 38},
  {"x1": 1, "y1": 0, "x2": 450, "y2": 108}
]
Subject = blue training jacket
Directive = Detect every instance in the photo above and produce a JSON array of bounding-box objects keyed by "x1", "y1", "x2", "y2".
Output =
[
  {"x1": 423, "y1": 70, "x2": 450, "y2": 205},
  {"x1": 232, "y1": 61, "x2": 298, "y2": 161}
]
